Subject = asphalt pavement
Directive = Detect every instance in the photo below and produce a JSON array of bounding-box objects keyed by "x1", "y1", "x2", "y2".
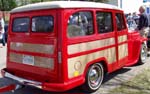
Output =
[{"x1": 0, "y1": 46, "x2": 150, "y2": 94}]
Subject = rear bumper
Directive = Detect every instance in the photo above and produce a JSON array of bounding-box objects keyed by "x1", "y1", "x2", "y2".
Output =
[
  {"x1": 2, "y1": 69, "x2": 42, "y2": 89},
  {"x1": 1, "y1": 69, "x2": 85, "y2": 92}
]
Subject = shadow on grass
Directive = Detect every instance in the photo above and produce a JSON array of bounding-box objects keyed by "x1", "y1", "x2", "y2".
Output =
[
  {"x1": 103, "y1": 67, "x2": 131, "y2": 83},
  {"x1": 111, "y1": 79, "x2": 150, "y2": 94},
  {"x1": 110, "y1": 68, "x2": 150, "y2": 94}
]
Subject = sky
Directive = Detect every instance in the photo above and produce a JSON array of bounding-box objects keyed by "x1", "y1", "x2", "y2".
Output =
[{"x1": 122, "y1": 0, "x2": 144, "y2": 13}]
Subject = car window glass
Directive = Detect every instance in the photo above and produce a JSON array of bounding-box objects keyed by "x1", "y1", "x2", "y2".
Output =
[
  {"x1": 32, "y1": 16, "x2": 54, "y2": 32},
  {"x1": 96, "y1": 12, "x2": 113, "y2": 34},
  {"x1": 116, "y1": 13, "x2": 126, "y2": 31},
  {"x1": 13, "y1": 17, "x2": 29, "y2": 32},
  {"x1": 67, "y1": 11, "x2": 94, "y2": 38}
]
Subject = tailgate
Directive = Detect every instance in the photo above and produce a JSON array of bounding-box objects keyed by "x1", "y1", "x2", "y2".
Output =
[
  {"x1": 6, "y1": 11, "x2": 58, "y2": 83},
  {"x1": 7, "y1": 36, "x2": 57, "y2": 82}
]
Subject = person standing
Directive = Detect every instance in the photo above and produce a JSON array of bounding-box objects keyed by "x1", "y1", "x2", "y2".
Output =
[
  {"x1": 0, "y1": 11, "x2": 5, "y2": 48},
  {"x1": 138, "y1": 6, "x2": 149, "y2": 38},
  {"x1": 127, "y1": 13, "x2": 133, "y2": 28},
  {"x1": 132, "y1": 12, "x2": 139, "y2": 25},
  {"x1": 137, "y1": 6, "x2": 150, "y2": 52}
]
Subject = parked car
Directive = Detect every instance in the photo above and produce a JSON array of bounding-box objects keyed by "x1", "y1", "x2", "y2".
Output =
[{"x1": 0, "y1": 1, "x2": 148, "y2": 93}]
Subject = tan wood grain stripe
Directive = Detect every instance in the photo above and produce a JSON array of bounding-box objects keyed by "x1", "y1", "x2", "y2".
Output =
[
  {"x1": 118, "y1": 35, "x2": 127, "y2": 43},
  {"x1": 68, "y1": 47, "x2": 116, "y2": 78},
  {"x1": 10, "y1": 42, "x2": 54, "y2": 54},
  {"x1": 9, "y1": 52, "x2": 54, "y2": 70},
  {"x1": 118, "y1": 43, "x2": 128, "y2": 60},
  {"x1": 68, "y1": 37, "x2": 115, "y2": 54}
]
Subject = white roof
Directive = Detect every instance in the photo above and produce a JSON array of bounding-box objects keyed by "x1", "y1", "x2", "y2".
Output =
[{"x1": 11, "y1": 1, "x2": 122, "y2": 13}]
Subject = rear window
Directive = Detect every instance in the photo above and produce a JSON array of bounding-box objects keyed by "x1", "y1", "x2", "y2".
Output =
[
  {"x1": 13, "y1": 17, "x2": 29, "y2": 32},
  {"x1": 32, "y1": 16, "x2": 54, "y2": 32}
]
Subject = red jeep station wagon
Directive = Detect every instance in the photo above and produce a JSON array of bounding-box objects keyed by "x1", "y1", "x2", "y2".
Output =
[{"x1": 1, "y1": 1, "x2": 147, "y2": 93}]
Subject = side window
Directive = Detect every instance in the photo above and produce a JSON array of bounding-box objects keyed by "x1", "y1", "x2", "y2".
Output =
[
  {"x1": 96, "y1": 12, "x2": 113, "y2": 33},
  {"x1": 115, "y1": 13, "x2": 126, "y2": 31},
  {"x1": 32, "y1": 16, "x2": 54, "y2": 32},
  {"x1": 13, "y1": 17, "x2": 29, "y2": 32},
  {"x1": 67, "y1": 11, "x2": 94, "y2": 38}
]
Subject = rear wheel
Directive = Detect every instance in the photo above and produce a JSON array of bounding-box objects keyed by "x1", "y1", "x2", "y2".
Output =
[
  {"x1": 81, "y1": 63, "x2": 104, "y2": 93},
  {"x1": 138, "y1": 44, "x2": 147, "y2": 64}
]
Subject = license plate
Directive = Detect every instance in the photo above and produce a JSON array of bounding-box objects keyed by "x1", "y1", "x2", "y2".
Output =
[{"x1": 23, "y1": 55, "x2": 34, "y2": 65}]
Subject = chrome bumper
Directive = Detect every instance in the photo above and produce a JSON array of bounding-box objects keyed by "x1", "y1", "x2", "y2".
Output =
[{"x1": 4, "y1": 72, "x2": 42, "y2": 89}]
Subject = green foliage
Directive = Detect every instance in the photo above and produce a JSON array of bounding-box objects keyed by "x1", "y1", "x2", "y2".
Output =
[
  {"x1": 31, "y1": 0, "x2": 43, "y2": 3},
  {"x1": 31, "y1": 0, "x2": 52, "y2": 3},
  {"x1": 89, "y1": 0, "x2": 109, "y2": 2},
  {"x1": 0, "y1": 0, "x2": 109, "y2": 11},
  {"x1": 0, "y1": 0, "x2": 17, "y2": 11},
  {"x1": 30, "y1": 0, "x2": 109, "y2": 3},
  {"x1": 18, "y1": 0, "x2": 52, "y2": 6},
  {"x1": 30, "y1": 0, "x2": 52, "y2": 3},
  {"x1": 20, "y1": 0, "x2": 109, "y2": 5}
]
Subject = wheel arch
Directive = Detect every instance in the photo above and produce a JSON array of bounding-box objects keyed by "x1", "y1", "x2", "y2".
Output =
[
  {"x1": 83, "y1": 57, "x2": 108, "y2": 77},
  {"x1": 81, "y1": 57, "x2": 108, "y2": 92}
]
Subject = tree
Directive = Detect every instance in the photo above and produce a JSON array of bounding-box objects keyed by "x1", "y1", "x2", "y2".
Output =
[
  {"x1": 18, "y1": 0, "x2": 52, "y2": 6},
  {"x1": 17, "y1": 0, "x2": 30, "y2": 6},
  {"x1": 30, "y1": 0, "x2": 52, "y2": 3},
  {"x1": 89, "y1": 0, "x2": 109, "y2": 2},
  {"x1": 0, "y1": 0, "x2": 17, "y2": 11},
  {"x1": 31, "y1": 0, "x2": 44, "y2": 3},
  {"x1": 0, "y1": 0, "x2": 17, "y2": 21},
  {"x1": 98, "y1": 0, "x2": 109, "y2": 2}
]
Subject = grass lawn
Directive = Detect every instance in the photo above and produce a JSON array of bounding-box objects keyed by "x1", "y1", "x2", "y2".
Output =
[{"x1": 110, "y1": 68, "x2": 150, "y2": 94}]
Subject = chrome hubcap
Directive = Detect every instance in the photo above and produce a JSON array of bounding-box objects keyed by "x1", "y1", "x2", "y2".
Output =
[
  {"x1": 88, "y1": 64, "x2": 103, "y2": 89},
  {"x1": 141, "y1": 45, "x2": 147, "y2": 62}
]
